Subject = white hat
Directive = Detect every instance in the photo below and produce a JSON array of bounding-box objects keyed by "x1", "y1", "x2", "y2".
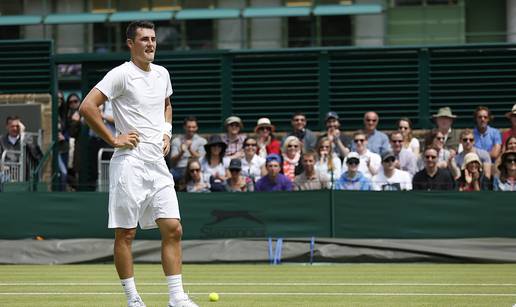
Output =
[
  {"x1": 506, "y1": 104, "x2": 516, "y2": 118},
  {"x1": 462, "y1": 152, "x2": 482, "y2": 170},
  {"x1": 224, "y1": 116, "x2": 243, "y2": 127},
  {"x1": 432, "y1": 107, "x2": 457, "y2": 119},
  {"x1": 347, "y1": 152, "x2": 360, "y2": 160},
  {"x1": 254, "y1": 117, "x2": 275, "y2": 132}
]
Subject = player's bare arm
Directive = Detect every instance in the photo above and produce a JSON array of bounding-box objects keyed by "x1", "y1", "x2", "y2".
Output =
[
  {"x1": 79, "y1": 88, "x2": 140, "y2": 149},
  {"x1": 163, "y1": 96, "x2": 172, "y2": 156}
]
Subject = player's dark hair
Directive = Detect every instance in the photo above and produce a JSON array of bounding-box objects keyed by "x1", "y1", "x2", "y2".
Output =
[
  {"x1": 6, "y1": 115, "x2": 20, "y2": 125},
  {"x1": 126, "y1": 20, "x2": 155, "y2": 40}
]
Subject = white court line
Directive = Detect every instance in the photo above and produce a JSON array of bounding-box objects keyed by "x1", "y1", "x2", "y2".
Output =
[
  {"x1": 1, "y1": 292, "x2": 516, "y2": 297},
  {"x1": 1, "y1": 282, "x2": 516, "y2": 287}
]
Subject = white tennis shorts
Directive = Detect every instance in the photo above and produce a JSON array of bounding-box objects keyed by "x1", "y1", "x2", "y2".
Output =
[{"x1": 108, "y1": 154, "x2": 180, "y2": 229}]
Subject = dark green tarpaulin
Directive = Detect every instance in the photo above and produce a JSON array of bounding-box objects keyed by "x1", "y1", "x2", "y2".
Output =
[{"x1": 0, "y1": 191, "x2": 513, "y2": 240}]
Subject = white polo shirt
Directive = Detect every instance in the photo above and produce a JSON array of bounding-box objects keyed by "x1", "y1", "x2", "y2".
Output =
[{"x1": 96, "y1": 61, "x2": 172, "y2": 162}]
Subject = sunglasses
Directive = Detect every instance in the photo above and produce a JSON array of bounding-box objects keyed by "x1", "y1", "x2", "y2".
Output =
[
  {"x1": 354, "y1": 139, "x2": 365, "y2": 143},
  {"x1": 505, "y1": 158, "x2": 516, "y2": 163},
  {"x1": 244, "y1": 143, "x2": 257, "y2": 147},
  {"x1": 365, "y1": 119, "x2": 377, "y2": 123},
  {"x1": 258, "y1": 127, "x2": 271, "y2": 131},
  {"x1": 383, "y1": 157, "x2": 396, "y2": 163},
  {"x1": 462, "y1": 138, "x2": 474, "y2": 143},
  {"x1": 425, "y1": 155, "x2": 437, "y2": 160},
  {"x1": 436, "y1": 137, "x2": 445, "y2": 141},
  {"x1": 399, "y1": 126, "x2": 409, "y2": 130},
  {"x1": 288, "y1": 144, "x2": 299, "y2": 148},
  {"x1": 229, "y1": 169, "x2": 240, "y2": 172},
  {"x1": 346, "y1": 159, "x2": 360, "y2": 165},
  {"x1": 189, "y1": 168, "x2": 200, "y2": 173},
  {"x1": 391, "y1": 140, "x2": 403, "y2": 144}
]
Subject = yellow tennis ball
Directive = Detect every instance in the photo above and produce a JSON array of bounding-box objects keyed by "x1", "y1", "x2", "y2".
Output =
[{"x1": 209, "y1": 292, "x2": 219, "y2": 302}]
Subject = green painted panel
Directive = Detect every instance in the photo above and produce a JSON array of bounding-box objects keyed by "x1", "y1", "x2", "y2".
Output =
[
  {"x1": 44, "y1": 13, "x2": 108, "y2": 24},
  {"x1": 465, "y1": 0, "x2": 506, "y2": 43}
]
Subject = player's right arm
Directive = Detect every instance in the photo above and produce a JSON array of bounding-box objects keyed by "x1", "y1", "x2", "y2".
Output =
[{"x1": 79, "y1": 88, "x2": 139, "y2": 149}]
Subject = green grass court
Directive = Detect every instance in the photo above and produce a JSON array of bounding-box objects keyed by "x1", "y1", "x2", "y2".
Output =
[{"x1": 1, "y1": 264, "x2": 516, "y2": 306}]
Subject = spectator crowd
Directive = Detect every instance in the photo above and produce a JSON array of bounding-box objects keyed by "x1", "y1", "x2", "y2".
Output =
[{"x1": 2, "y1": 101, "x2": 516, "y2": 193}]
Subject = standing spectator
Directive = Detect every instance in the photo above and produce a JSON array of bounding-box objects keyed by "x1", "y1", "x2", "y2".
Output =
[
  {"x1": 56, "y1": 91, "x2": 70, "y2": 190},
  {"x1": 169, "y1": 116, "x2": 206, "y2": 183},
  {"x1": 359, "y1": 111, "x2": 391, "y2": 156},
  {"x1": 315, "y1": 137, "x2": 341, "y2": 186},
  {"x1": 432, "y1": 107, "x2": 462, "y2": 153},
  {"x1": 282, "y1": 136, "x2": 302, "y2": 181},
  {"x1": 201, "y1": 135, "x2": 229, "y2": 191},
  {"x1": 182, "y1": 158, "x2": 210, "y2": 193},
  {"x1": 222, "y1": 116, "x2": 246, "y2": 160},
  {"x1": 342, "y1": 131, "x2": 381, "y2": 179},
  {"x1": 473, "y1": 106, "x2": 501, "y2": 162},
  {"x1": 294, "y1": 150, "x2": 329, "y2": 191},
  {"x1": 412, "y1": 147, "x2": 456, "y2": 191},
  {"x1": 225, "y1": 158, "x2": 254, "y2": 192},
  {"x1": 318, "y1": 111, "x2": 351, "y2": 159},
  {"x1": 502, "y1": 104, "x2": 516, "y2": 145},
  {"x1": 458, "y1": 152, "x2": 491, "y2": 191},
  {"x1": 255, "y1": 154, "x2": 293, "y2": 192},
  {"x1": 65, "y1": 93, "x2": 82, "y2": 190},
  {"x1": 240, "y1": 137, "x2": 266, "y2": 183},
  {"x1": 283, "y1": 112, "x2": 317, "y2": 152},
  {"x1": 389, "y1": 131, "x2": 418, "y2": 178},
  {"x1": 397, "y1": 117, "x2": 420, "y2": 156},
  {"x1": 493, "y1": 150, "x2": 516, "y2": 191},
  {"x1": 372, "y1": 151, "x2": 412, "y2": 191},
  {"x1": 454, "y1": 129, "x2": 491, "y2": 179},
  {"x1": 255, "y1": 118, "x2": 281, "y2": 158},
  {"x1": 335, "y1": 152, "x2": 372, "y2": 191}
]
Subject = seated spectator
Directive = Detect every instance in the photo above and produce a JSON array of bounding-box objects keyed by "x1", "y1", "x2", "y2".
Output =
[
  {"x1": 502, "y1": 104, "x2": 516, "y2": 145},
  {"x1": 389, "y1": 131, "x2": 418, "y2": 178},
  {"x1": 283, "y1": 112, "x2": 317, "y2": 152},
  {"x1": 458, "y1": 152, "x2": 491, "y2": 191},
  {"x1": 294, "y1": 150, "x2": 329, "y2": 190},
  {"x1": 505, "y1": 135, "x2": 516, "y2": 152},
  {"x1": 169, "y1": 116, "x2": 206, "y2": 183},
  {"x1": 493, "y1": 150, "x2": 516, "y2": 191},
  {"x1": 412, "y1": 147, "x2": 455, "y2": 191},
  {"x1": 432, "y1": 107, "x2": 462, "y2": 154},
  {"x1": 255, "y1": 118, "x2": 281, "y2": 158},
  {"x1": 357, "y1": 111, "x2": 391, "y2": 156},
  {"x1": 282, "y1": 136, "x2": 302, "y2": 181},
  {"x1": 372, "y1": 151, "x2": 412, "y2": 191},
  {"x1": 473, "y1": 106, "x2": 501, "y2": 162},
  {"x1": 255, "y1": 154, "x2": 292, "y2": 192},
  {"x1": 420, "y1": 130, "x2": 458, "y2": 175},
  {"x1": 397, "y1": 117, "x2": 420, "y2": 156},
  {"x1": 241, "y1": 137, "x2": 266, "y2": 183},
  {"x1": 342, "y1": 131, "x2": 381, "y2": 179},
  {"x1": 454, "y1": 129, "x2": 491, "y2": 179},
  {"x1": 201, "y1": 135, "x2": 229, "y2": 191},
  {"x1": 225, "y1": 158, "x2": 254, "y2": 192},
  {"x1": 335, "y1": 152, "x2": 372, "y2": 191},
  {"x1": 222, "y1": 116, "x2": 246, "y2": 160},
  {"x1": 183, "y1": 158, "x2": 210, "y2": 193},
  {"x1": 315, "y1": 137, "x2": 341, "y2": 185},
  {"x1": 319, "y1": 111, "x2": 351, "y2": 159}
]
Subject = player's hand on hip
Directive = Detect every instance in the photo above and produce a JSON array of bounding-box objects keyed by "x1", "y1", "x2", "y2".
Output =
[
  {"x1": 163, "y1": 135, "x2": 171, "y2": 156},
  {"x1": 114, "y1": 131, "x2": 140, "y2": 149}
]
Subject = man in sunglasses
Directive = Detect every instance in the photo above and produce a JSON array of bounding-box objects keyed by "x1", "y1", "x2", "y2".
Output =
[
  {"x1": 454, "y1": 129, "x2": 492, "y2": 179},
  {"x1": 413, "y1": 147, "x2": 456, "y2": 191},
  {"x1": 371, "y1": 151, "x2": 412, "y2": 191}
]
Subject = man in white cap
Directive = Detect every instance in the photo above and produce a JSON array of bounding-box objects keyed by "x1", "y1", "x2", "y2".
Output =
[
  {"x1": 432, "y1": 107, "x2": 462, "y2": 154},
  {"x1": 221, "y1": 115, "x2": 246, "y2": 160},
  {"x1": 502, "y1": 104, "x2": 516, "y2": 145}
]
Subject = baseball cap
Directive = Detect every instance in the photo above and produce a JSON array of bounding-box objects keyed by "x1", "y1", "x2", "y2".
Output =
[
  {"x1": 228, "y1": 158, "x2": 242, "y2": 170},
  {"x1": 265, "y1": 154, "x2": 282, "y2": 164},
  {"x1": 381, "y1": 151, "x2": 396, "y2": 162},
  {"x1": 346, "y1": 152, "x2": 360, "y2": 163},
  {"x1": 325, "y1": 111, "x2": 339, "y2": 121}
]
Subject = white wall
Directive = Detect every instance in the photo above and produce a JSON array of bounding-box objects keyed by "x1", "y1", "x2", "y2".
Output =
[
  {"x1": 217, "y1": 0, "x2": 245, "y2": 49},
  {"x1": 353, "y1": 0, "x2": 385, "y2": 46},
  {"x1": 507, "y1": 0, "x2": 516, "y2": 42}
]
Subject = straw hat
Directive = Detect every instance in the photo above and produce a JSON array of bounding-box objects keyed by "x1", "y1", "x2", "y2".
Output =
[
  {"x1": 254, "y1": 117, "x2": 275, "y2": 133},
  {"x1": 505, "y1": 104, "x2": 516, "y2": 119},
  {"x1": 224, "y1": 116, "x2": 243, "y2": 128}
]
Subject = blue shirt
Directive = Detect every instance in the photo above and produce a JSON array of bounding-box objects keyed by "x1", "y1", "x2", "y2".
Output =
[
  {"x1": 353, "y1": 129, "x2": 391, "y2": 156},
  {"x1": 255, "y1": 173, "x2": 293, "y2": 192},
  {"x1": 334, "y1": 171, "x2": 372, "y2": 191},
  {"x1": 473, "y1": 125, "x2": 501, "y2": 153},
  {"x1": 455, "y1": 148, "x2": 491, "y2": 168}
]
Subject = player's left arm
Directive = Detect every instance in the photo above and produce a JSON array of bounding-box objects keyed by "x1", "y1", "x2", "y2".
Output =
[{"x1": 163, "y1": 96, "x2": 172, "y2": 156}]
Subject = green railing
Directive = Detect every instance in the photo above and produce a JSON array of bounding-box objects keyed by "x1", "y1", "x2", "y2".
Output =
[{"x1": 55, "y1": 43, "x2": 516, "y2": 132}]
